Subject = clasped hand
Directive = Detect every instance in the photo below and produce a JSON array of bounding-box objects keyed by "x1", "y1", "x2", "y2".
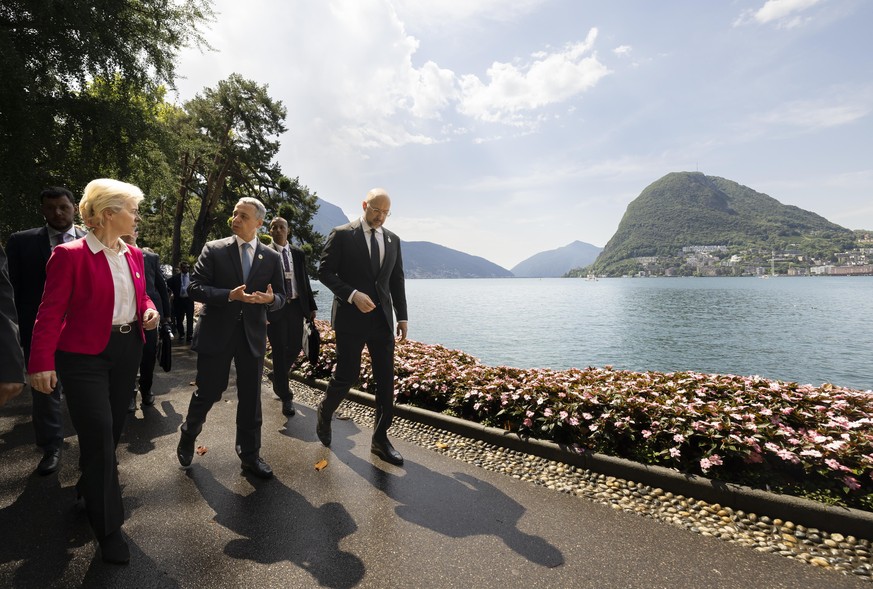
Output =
[
  {"x1": 143, "y1": 309, "x2": 160, "y2": 330},
  {"x1": 229, "y1": 283, "x2": 275, "y2": 304}
]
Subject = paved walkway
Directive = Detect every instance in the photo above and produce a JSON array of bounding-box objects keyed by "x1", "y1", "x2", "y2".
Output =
[{"x1": 0, "y1": 345, "x2": 867, "y2": 588}]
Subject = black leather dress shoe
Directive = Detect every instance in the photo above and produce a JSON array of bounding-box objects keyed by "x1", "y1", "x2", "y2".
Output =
[
  {"x1": 316, "y1": 404, "x2": 331, "y2": 447},
  {"x1": 127, "y1": 396, "x2": 137, "y2": 413},
  {"x1": 371, "y1": 440, "x2": 403, "y2": 465},
  {"x1": 37, "y1": 448, "x2": 62, "y2": 475},
  {"x1": 281, "y1": 399, "x2": 296, "y2": 416},
  {"x1": 142, "y1": 391, "x2": 155, "y2": 406},
  {"x1": 177, "y1": 431, "x2": 196, "y2": 468},
  {"x1": 240, "y1": 456, "x2": 273, "y2": 479},
  {"x1": 99, "y1": 529, "x2": 130, "y2": 564}
]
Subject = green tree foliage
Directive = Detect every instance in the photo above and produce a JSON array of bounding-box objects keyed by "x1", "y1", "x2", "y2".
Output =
[
  {"x1": 181, "y1": 74, "x2": 288, "y2": 257},
  {"x1": 585, "y1": 172, "x2": 856, "y2": 276},
  {"x1": 0, "y1": 0, "x2": 213, "y2": 238}
]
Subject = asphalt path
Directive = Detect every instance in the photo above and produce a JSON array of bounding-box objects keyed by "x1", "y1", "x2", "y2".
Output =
[{"x1": 0, "y1": 345, "x2": 866, "y2": 588}]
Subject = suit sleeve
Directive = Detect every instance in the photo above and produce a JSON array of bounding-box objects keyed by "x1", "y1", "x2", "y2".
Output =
[
  {"x1": 188, "y1": 244, "x2": 233, "y2": 305},
  {"x1": 317, "y1": 228, "x2": 354, "y2": 302},
  {"x1": 133, "y1": 250, "x2": 157, "y2": 317},
  {"x1": 0, "y1": 245, "x2": 25, "y2": 384},
  {"x1": 389, "y1": 240, "x2": 408, "y2": 322}
]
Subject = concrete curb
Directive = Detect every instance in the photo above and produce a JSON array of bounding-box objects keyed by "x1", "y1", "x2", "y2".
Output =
[{"x1": 287, "y1": 372, "x2": 873, "y2": 538}]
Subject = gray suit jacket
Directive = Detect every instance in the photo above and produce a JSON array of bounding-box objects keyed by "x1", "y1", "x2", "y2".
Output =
[
  {"x1": 318, "y1": 219, "x2": 407, "y2": 334},
  {"x1": 188, "y1": 236, "x2": 285, "y2": 357}
]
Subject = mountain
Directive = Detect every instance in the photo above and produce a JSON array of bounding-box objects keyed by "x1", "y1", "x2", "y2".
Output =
[
  {"x1": 402, "y1": 241, "x2": 513, "y2": 278},
  {"x1": 586, "y1": 172, "x2": 855, "y2": 276},
  {"x1": 312, "y1": 197, "x2": 350, "y2": 236},
  {"x1": 511, "y1": 241, "x2": 602, "y2": 277}
]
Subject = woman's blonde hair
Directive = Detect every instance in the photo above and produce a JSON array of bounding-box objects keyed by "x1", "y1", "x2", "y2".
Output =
[{"x1": 78, "y1": 178, "x2": 144, "y2": 229}]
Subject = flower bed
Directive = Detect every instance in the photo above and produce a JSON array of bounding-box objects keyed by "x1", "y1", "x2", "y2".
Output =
[{"x1": 294, "y1": 320, "x2": 873, "y2": 510}]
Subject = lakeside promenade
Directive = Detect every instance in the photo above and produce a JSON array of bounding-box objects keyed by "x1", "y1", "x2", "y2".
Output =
[{"x1": 0, "y1": 345, "x2": 868, "y2": 588}]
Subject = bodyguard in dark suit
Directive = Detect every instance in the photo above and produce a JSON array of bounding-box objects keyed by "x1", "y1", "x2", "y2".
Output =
[
  {"x1": 0, "y1": 244, "x2": 26, "y2": 407},
  {"x1": 167, "y1": 261, "x2": 194, "y2": 343},
  {"x1": 316, "y1": 188, "x2": 408, "y2": 465},
  {"x1": 267, "y1": 217, "x2": 317, "y2": 417},
  {"x1": 6, "y1": 186, "x2": 86, "y2": 474},
  {"x1": 122, "y1": 233, "x2": 171, "y2": 410},
  {"x1": 177, "y1": 197, "x2": 285, "y2": 479}
]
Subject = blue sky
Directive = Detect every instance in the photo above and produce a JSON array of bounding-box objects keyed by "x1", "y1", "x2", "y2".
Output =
[{"x1": 173, "y1": 0, "x2": 873, "y2": 269}]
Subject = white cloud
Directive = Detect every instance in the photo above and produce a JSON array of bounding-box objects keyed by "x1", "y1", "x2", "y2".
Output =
[
  {"x1": 613, "y1": 45, "x2": 632, "y2": 56},
  {"x1": 735, "y1": 0, "x2": 823, "y2": 28},
  {"x1": 756, "y1": 97, "x2": 871, "y2": 129},
  {"x1": 457, "y1": 28, "x2": 611, "y2": 126}
]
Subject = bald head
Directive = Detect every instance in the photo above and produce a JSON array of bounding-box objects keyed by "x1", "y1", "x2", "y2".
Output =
[{"x1": 362, "y1": 188, "x2": 391, "y2": 229}]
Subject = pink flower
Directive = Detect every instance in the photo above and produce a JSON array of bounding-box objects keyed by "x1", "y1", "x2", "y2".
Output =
[
  {"x1": 700, "y1": 458, "x2": 712, "y2": 471},
  {"x1": 569, "y1": 417, "x2": 580, "y2": 426},
  {"x1": 642, "y1": 430, "x2": 652, "y2": 439},
  {"x1": 673, "y1": 434, "x2": 685, "y2": 443},
  {"x1": 842, "y1": 476, "x2": 861, "y2": 491},
  {"x1": 523, "y1": 418, "x2": 533, "y2": 428},
  {"x1": 559, "y1": 411, "x2": 569, "y2": 420},
  {"x1": 543, "y1": 408, "x2": 553, "y2": 417},
  {"x1": 669, "y1": 447, "x2": 681, "y2": 458}
]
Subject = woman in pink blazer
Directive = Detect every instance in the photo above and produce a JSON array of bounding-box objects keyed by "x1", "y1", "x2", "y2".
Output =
[{"x1": 29, "y1": 178, "x2": 159, "y2": 565}]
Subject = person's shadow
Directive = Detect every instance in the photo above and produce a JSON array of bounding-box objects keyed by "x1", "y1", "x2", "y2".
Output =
[
  {"x1": 186, "y1": 465, "x2": 365, "y2": 589},
  {"x1": 0, "y1": 474, "x2": 91, "y2": 586},
  {"x1": 291, "y1": 413, "x2": 564, "y2": 568},
  {"x1": 121, "y1": 399, "x2": 185, "y2": 455}
]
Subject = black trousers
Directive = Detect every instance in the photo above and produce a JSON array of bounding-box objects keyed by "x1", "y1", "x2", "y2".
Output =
[
  {"x1": 321, "y1": 312, "x2": 395, "y2": 441},
  {"x1": 267, "y1": 299, "x2": 305, "y2": 402},
  {"x1": 56, "y1": 330, "x2": 142, "y2": 538},
  {"x1": 137, "y1": 327, "x2": 158, "y2": 395},
  {"x1": 182, "y1": 321, "x2": 264, "y2": 457},
  {"x1": 173, "y1": 296, "x2": 194, "y2": 341},
  {"x1": 23, "y1": 339, "x2": 64, "y2": 453}
]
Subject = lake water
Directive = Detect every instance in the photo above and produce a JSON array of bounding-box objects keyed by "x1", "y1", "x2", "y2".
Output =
[{"x1": 311, "y1": 277, "x2": 873, "y2": 391}]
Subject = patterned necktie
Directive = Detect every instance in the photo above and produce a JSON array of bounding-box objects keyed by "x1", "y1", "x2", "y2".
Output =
[
  {"x1": 241, "y1": 243, "x2": 252, "y2": 282},
  {"x1": 370, "y1": 229, "x2": 380, "y2": 276},
  {"x1": 281, "y1": 247, "x2": 294, "y2": 298}
]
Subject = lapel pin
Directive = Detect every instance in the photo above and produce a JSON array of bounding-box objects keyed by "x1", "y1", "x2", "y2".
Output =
[
  {"x1": 135, "y1": 272, "x2": 141, "y2": 278},
  {"x1": 258, "y1": 254, "x2": 263, "y2": 260},
  {"x1": 387, "y1": 236, "x2": 391, "y2": 243}
]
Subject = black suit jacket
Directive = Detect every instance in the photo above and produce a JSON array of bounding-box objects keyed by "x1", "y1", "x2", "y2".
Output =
[
  {"x1": 6, "y1": 225, "x2": 87, "y2": 356},
  {"x1": 267, "y1": 242, "x2": 317, "y2": 319},
  {"x1": 318, "y1": 219, "x2": 407, "y2": 334},
  {"x1": 188, "y1": 236, "x2": 285, "y2": 358},
  {"x1": 0, "y1": 244, "x2": 25, "y2": 384},
  {"x1": 167, "y1": 271, "x2": 191, "y2": 299},
  {"x1": 143, "y1": 251, "x2": 170, "y2": 318}
]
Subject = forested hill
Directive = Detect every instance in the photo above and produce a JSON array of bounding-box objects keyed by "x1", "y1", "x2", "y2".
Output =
[{"x1": 587, "y1": 172, "x2": 855, "y2": 276}]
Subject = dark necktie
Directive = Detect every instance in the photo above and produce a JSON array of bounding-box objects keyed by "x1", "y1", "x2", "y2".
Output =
[
  {"x1": 241, "y1": 243, "x2": 252, "y2": 282},
  {"x1": 53, "y1": 233, "x2": 66, "y2": 248},
  {"x1": 281, "y1": 247, "x2": 294, "y2": 298},
  {"x1": 370, "y1": 229, "x2": 380, "y2": 276}
]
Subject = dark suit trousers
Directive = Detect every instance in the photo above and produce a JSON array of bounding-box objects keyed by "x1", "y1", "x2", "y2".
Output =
[
  {"x1": 56, "y1": 330, "x2": 142, "y2": 538},
  {"x1": 137, "y1": 328, "x2": 158, "y2": 395},
  {"x1": 174, "y1": 296, "x2": 195, "y2": 340},
  {"x1": 182, "y1": 321, "x2": 264, "y2": 457},
  {"x1": 267, "y1": 299, "x2": 305, "y2": 402},
  {"x1": 322, "y1": 312, "x2": 395, "y2": 441},
  {"x1": 23, "y1": 340, "x2": 64, "y2": 452}
]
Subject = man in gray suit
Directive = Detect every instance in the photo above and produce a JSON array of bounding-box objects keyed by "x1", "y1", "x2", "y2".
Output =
[
  {"x1": 6, "y1": 186, "x2": 86, "y2": 474},
  {"x1": 176, "y1": 197, "x2": 285, "y2": 479},
  {"x1": 316, "y1": 187, "x2": 408, "y2": 465},
  {"x1": 267, "y1": 217, "x2": 317, "y2": 417}
]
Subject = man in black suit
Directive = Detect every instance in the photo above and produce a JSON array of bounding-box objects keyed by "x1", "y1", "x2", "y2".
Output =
[
  {"x1": 316, "y1": 187, "x2": 408, "y2": 465},
  {"x1": 0, "y1": 244, "x2": 25, "y2": 408},
  {"x1": 267, "y1": 217, "x2": 317, "y2": 417},
  {"x1": 167, "y1": 261, "x2": 194, "y2": 343},
  {"x1": 122, "y1": 233, "x2": 171, "y2": 411},
  {"x1": 6, "y1": 186, "x2": 86, "y2": 474},
  {"x1": 176, "y1": 197, "x2": 285, "y2": 479}
]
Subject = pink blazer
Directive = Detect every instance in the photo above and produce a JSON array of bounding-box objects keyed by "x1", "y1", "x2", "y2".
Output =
[{"x1": 28, "y1": 237, "x2": 156, "y2": 373}]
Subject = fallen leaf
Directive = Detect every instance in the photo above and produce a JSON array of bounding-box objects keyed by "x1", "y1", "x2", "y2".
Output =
[
  {"x1": 195, "y1": 446, "x2": 208, "y2": 456},
  {"x1": 435, "y1": 442, "x2": 449, "y2": 449},
  {"x1": 335, "y1": 414, "x2": 350, "y2": 421},
  {"x1": 189, "y1": 381, "x2": 196, "y2": 386},
  {"x1": 314, "y1": 459, "x2": 328, "y2": 471}
]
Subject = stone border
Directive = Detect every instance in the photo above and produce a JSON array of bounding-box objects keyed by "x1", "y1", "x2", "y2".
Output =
[{"x1": 290, "y1": 373, "x2": 873, "y2": 539}]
